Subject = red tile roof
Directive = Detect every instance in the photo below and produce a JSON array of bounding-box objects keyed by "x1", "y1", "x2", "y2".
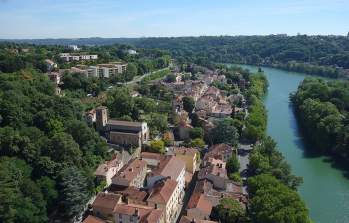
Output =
[
  {"x1": 141, "y1": 152, "x2": 163, "y2": 161},
  {"x1": 92, "y1": 192, "x2": 122, "y2": 213},
  {"x1": 151, "y1": 156, "x2": 185, "y2": 180},
  {"x1": 147, "y1": 178, "x2": 178, "y2": 204},
  {"x1": 179, "y1": 216, "x2": 217, "y2": 223},
  {"x1": 112, "y1": 158, "x2": 147, "y2": 183},
  {"x1": 82, "y1": 215, "x2": 105, "y2": 223}
]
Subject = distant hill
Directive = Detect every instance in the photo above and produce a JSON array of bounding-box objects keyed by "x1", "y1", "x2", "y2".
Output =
[
  {"x1": 2, "y1": 35, "x2": 348, "y2": 77},
  {"x1": 0, "y1": 37, "x2": 139, "y2": 46}
]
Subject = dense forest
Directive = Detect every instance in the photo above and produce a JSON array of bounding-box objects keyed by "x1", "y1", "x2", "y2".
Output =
[
  {"x1": 0, "y1": 69, "x2": 110, "y2": 222},
  {"x1": 291, "y1": 78, "x2": 349, "y2": 161},
  {"x1": 4, "y1": 35, "x2": 349, "y2": 78}
]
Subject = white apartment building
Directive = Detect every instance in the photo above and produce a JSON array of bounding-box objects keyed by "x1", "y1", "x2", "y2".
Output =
[
  {"x1": 69, "y1": 62, "x2": 127, "y2": 78},
  {"x1": 59, "y1": 53, "x2": 98, "y2": 62}
]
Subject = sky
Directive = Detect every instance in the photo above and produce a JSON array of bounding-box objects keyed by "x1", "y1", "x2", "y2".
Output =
[{"x1": 0, "y1": 0, "x2": 348, "y2": 39}]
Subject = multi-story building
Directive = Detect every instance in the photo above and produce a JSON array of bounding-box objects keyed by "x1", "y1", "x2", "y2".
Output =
[
  {"x1": 89, "y1": 62, "x2": 128, "y2": 78},
  {"x1": 112, "y1": 158, "x2": 147, "y2": 188},
  {"x1": 167, "y1": 147, "x2": 198, "y2": 174},
  {"x1": 147, "y1": 178, "x2": 182, "y2": 223},
  {"x1": 59, "y1": 53, "x2": 98, "y2": 62},
  {"x1": 146, "y1": 155, "x2": 186, "y2": 193}
]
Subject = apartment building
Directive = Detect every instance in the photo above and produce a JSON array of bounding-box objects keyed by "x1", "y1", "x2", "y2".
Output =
[
  {"x1": 112, "y1": 158, "x2": 147, "y2": 188},
  {"x1": 59, "y1": 53, "x2": 98, "y2": 62},
  {"x1": 146, "y1": 155, "x2": 186, "y2": 193},
  {"x1": 147, "y1": 178, "x2": 182, "y2": 223}
]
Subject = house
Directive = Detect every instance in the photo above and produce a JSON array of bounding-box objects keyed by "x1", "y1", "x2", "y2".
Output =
[
  {"x1": 179, "y1": 216, "x2": 217, "y2": 223},
  {"x1": 45, "y1": 59, "x2": 57, "y2": 71},
  {"x1": 114, "y1": 203, "x2": 165, "y2": 223},
  {"x1": 195, "y1": 96, "x2": 216, "y2": 112},
  {"x1": 108, "y1": 185, "x2": 148, "y2": 205},
  {"x1": 141, "y1": 152, "x2": 163, "y2": 167},
  {"x1": 112, "y1": 158, "x2": 147, "y2": 188},
  {"x1": 47, "y1": 72, "x2": 61, "y2": 85},
  {"x1": 95, "y1": 154, "x2": 123, "y2": 186},
  {"x1": 92, "y1": 192, "x2": 122, "y2": 220},
  {"x1": 185, "y1": 180, "x2": 214, "y2": 221},
  {"x1": 147, "y1": 155, "x2": 186, "y2": 193},
  {"x1": 201, "y1": 180, "x2": 247, "y2": 208},
  {"x1": 167, "y1": 147, "x2": 198, "y2": 173},
  {"x1": 82, "y1": 215, "x2": 105, "y2": 223},
  {"x1": 95, "y1": 106, "x2": 149, "y2": 147},
  {"x1": 147, "y1": 178, "x2": 182, "y2": 223},
  {"x1": 197, "y1": 164, "x2": 227, "y2": 190},
  {"x1": 209, "y1": 104, "x2": 232, "y2": 118},
  {"x1": 203, "y1": 144, "x2": 236, "y2": 166}
]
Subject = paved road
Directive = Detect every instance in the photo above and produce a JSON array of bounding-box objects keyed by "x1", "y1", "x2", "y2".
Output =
[{"x1": 238, "y1": 143, "x2": 253, "y2": 195}]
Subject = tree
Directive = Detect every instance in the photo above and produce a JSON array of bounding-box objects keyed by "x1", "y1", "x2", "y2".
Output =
[
  {"x1": 36, "y1": 176, "x2": 58, "y2": 212},
  {"x1": 106, "y1": 87, "x2": 134, "y2": 118},
  {"x1": 189, "y1": 127, "x2": 204, "y2": 139},
  {"x1": 189, "y1": 138, "x2": 205, "y2": 149},
  {"x1": 210, "y1": 119, "x2": 239, "y2": 146},
  {"x1": 248, "y1": 174, "x2": 311, "y2": 223},
  {"x1": 58, "y1": 167, "x2": 91, "y2": 220},
  {"x1": 182, "y1": 96, "x2": 195, "y2": 113},
  {"x1": 211, "y1": 198, "x2": 245, "y2": 223},
  {"x1": 165, "y1": 74, "x2": 176, "y2": 83},
  {"x1": 226, "y1": 154, "x2": 240, "y2": 174},
  {"x1": 149, "y1": 140, "x2": 165, "y2": 154},
  {"x1": 190, "y1": 113, "x2": 202, "y2": 127},
  {"x1": 48, "y1": 132, "x2": 82, "y2": 165},
  {"x1": 125, "y1": 63, "x2": 138, "y2": 81},
  {"x1": 0, "y1": 157, "x2": 48, "y2": 223}
]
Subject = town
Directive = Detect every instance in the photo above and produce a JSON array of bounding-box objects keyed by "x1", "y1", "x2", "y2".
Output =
[{"x1": 38, "y1": 45, "x2": 254, "y2": 223}]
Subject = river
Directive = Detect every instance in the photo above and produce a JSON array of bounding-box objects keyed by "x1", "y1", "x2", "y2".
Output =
[{"x1": 235, "y1": 65, "x2": 349, "y2": 223}]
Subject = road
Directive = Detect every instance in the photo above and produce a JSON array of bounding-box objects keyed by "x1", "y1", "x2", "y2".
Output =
[{"x1": 238, "y1": 143, "x2": 253, "y2": 195}]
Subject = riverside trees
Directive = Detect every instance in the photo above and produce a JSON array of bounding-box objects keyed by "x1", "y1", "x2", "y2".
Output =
[{"x1": 291, "y1": 78, "x2": 349, "y2": 161}]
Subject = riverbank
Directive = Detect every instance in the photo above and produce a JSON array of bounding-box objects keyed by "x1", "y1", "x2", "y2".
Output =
[{"x1": 235, "y1": 64, "x2": 349, "y2": 223}]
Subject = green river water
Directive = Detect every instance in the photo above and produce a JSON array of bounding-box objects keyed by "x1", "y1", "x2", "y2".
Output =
[{"x1": 236, "y1": 65, "x2": 349, "y2": 223}]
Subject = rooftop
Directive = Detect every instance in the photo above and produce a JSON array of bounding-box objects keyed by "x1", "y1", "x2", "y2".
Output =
[
  {"x1": 141, "y1": 152, "x2": 163, "y2": 161},
  {"x1": 179, "y1": 216, "x2": 217, "y2": 223},
  {"x1": 147, "y1": 178, "x2": 178, "y2": 204},
  {"x1": 92, "y1": 192, "x2": 122, "y2": 213},
  {"x1": 112, "y1": 158, "x2": 147, "y2": 183},
  {"x1": 151, "y1": 156, "x2": 185, "y2": 180},
  {"x1": 82, "y1": 215, "x2": 105, "y2": 223},
  {"x1": 107, "y1": 119, "x2": 144, "y2": 128},
  {"x1": 95, "y1": 155, "x2": 120, "y2": 176}
]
